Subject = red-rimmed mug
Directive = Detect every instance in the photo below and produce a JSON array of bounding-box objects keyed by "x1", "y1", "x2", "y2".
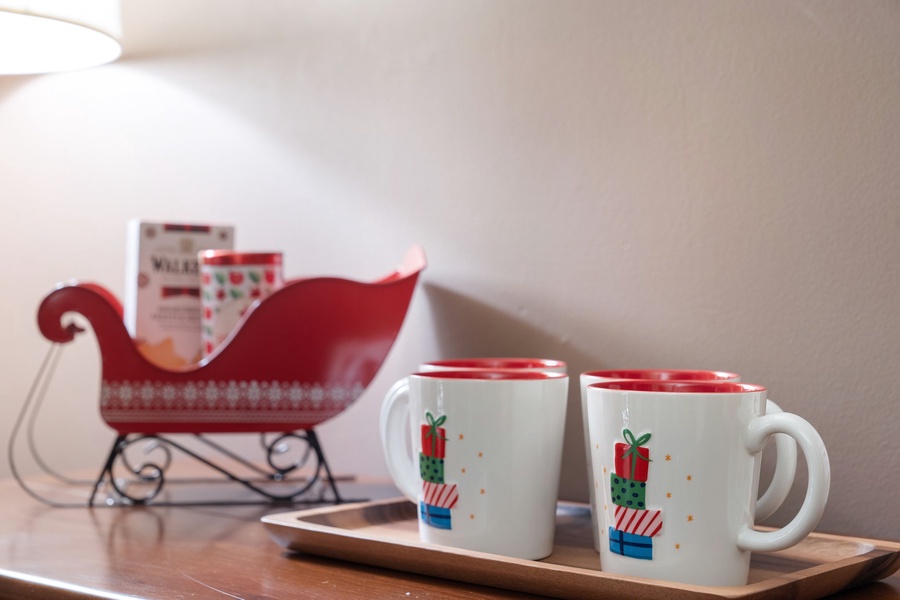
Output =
[
  {"x1": 381, "y1": 369, "x2": 569, "y2": 559},
  {"x1": 418, "y1": 357, "x2": 566, "y2": 374},
  {"x1": 579, "y1": 369, "x2": 796, "y2": 552},
  {"x1": 586, "y1": 380, "x2": 829, "y2": 586}
]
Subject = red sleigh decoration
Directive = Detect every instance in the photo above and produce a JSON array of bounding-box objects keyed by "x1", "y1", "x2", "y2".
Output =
[{"x1": 31, "y1": 246, "x2": 426, "y2": 506}]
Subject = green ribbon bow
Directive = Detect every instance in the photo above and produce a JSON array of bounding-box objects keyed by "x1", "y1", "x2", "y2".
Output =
[
  {"x1": 620, "y1": 428, "x2": 652, "y2": 480},
  {"x1": 425, "y1": 412, "x2": 447, "y2": 456}
]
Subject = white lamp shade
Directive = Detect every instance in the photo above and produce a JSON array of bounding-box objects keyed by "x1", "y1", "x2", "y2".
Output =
[{"x1": 0, "y1": 0, "x2": 121, "y2": 74}]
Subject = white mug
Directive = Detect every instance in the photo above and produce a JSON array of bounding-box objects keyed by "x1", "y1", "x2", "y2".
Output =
[
  {"x1": 579, "y1": 369, "x2": 797, "y2": 552},
  {"x1": 586, "y1": 380, "x2": 829, "y2": 586},
  {"x1": 385, "y1": 358, "x2": 566, "y2": 483},
  {"x1": 380, "y1": 370, "x2": 569, "y2": 559}
]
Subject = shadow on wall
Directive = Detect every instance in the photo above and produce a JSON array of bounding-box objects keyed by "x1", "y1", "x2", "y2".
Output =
[
  {"x1": 424, "y1": 283, "x2": 792, "y2": 510},
  {"x1": 424, "y1": 282, "x2": 611, "y2": 503}
]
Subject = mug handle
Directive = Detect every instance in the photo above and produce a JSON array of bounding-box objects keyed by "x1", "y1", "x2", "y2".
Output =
[
  {"x1": 737, "y1": 412, "x2": 831, "y2": 552},
  {"x1": 379, "y1": 378, "x2": 419, "y2": 502},
  {"x1": 755, "y1": 400, "x2": 798, "y2": 520}
]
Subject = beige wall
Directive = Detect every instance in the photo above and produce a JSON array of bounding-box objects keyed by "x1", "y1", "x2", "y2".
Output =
[{"x1": 1, "y1": 1, "x2": 898, "y2": 539}]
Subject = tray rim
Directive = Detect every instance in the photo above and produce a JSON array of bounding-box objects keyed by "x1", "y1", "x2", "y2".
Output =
[{"x1": 262, "y1": 497, "x2": 900, "y2": 600}]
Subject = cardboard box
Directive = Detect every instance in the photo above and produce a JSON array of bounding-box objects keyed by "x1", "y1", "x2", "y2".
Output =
[{"x1": 124, "y1": 220, "x2": 234, "y2": 368}]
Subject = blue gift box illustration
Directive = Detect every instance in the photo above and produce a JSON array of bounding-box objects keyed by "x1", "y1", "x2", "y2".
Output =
[
  {"x1": 609, "y1": 527, "x2": 654, "y2": 560},
  {"x1": 420, "y1": 502, "x2": 452, "y2": 529}
]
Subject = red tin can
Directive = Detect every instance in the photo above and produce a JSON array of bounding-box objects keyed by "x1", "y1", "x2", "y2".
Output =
[{"x1": 199, "y1": 251, "x2": 283, "y2": 356}]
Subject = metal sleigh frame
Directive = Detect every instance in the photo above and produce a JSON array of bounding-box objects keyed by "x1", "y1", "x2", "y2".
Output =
[
  {"x1": 17, "y1": 246, "x2": 425, "y2": 507},
  {"x1": 89, "y1": 430, "x2": 343, "y2": 506}
]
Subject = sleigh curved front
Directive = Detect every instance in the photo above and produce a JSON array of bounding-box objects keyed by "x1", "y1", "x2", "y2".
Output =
[{"x1": 37, "y1": 246, "x2": 426, "y2": 435}]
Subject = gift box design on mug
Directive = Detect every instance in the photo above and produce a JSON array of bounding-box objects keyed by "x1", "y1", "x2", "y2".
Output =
[
  {"x1": 420, "y1": 503, "x2": 452, "y2": 529},
  {"x1": 615, "y1": 429, "x2": 651, "y2": 482},
  {"x1": 419, "y1": 453, "x2": 445, "y2": 483},
  {"x1": 418, "y1": 411, "x2": 457, "y2": 530},
  {"x1": 421, "y1": 412, "x2": 447, "y2": 458},
  {"x1": 610, "y1": 474, "x2": 647, "y2": 509},
  {"x1": 423, "y1": 481, "x2": 459, "y2": 509},
  {"x1": 609, "y1": 527, "x2": 654, "y2": 560},
  {"x1": 611, "y1": 505, "x2": 663, "y2": 538},
  {"x1": 607, "y1": 429, "x2": 663, "y2": 560}
]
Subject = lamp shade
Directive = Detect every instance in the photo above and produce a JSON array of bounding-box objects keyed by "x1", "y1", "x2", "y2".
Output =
[{"x1": 0, "y1": 0, "x2": 121, "y2": 74}]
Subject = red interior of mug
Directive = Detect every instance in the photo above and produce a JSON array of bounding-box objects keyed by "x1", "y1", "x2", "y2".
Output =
[
  {"x1": 414, "y1": 370, "x2": 566, "y2": 380},
  {"x1": 426, "y1": 358, "x2": 565, "y2": 370},
  {"x1": 590, "y1": 380, "x2": 765, "y2": 393},
  {"x1": 584, "y1": 369, "x2": 738, "y2": 381}
]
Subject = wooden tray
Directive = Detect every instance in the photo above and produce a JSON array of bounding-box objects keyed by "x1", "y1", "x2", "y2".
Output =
[{"x1": 262, "y1": 498, "x2": 900, "y2": 599}]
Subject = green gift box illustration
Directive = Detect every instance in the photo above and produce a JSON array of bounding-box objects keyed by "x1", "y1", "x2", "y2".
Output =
[
  {"x1": 419, "y1": 452, "x2": 445, "y2": 483},
  {"x1": 610, "y1": 473, "x2": 647, "y2": 509}
]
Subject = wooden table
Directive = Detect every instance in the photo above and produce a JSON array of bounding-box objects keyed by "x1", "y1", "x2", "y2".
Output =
[{"x1": 0, "y1": 473, "x2": 897, "y2": 599}]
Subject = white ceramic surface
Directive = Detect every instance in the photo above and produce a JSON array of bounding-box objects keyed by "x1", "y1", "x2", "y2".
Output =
[
  {"x1": 586, "y1": 380, "x2": 829, "y2": 587},
  {"x1": 578, "y1": 369, "x2": 797, "y2": 553},
  {"x1": 380, "y1": 370, "x2": 569, "y2": 560}
]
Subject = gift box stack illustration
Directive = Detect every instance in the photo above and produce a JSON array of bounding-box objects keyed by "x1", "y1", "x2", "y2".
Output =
[
  {"x1": 419, "y1": 412, "x2": 458, "y2": 529},
  {"x1": 608, "y1": 429, "x2": 663, "y2": 560}
]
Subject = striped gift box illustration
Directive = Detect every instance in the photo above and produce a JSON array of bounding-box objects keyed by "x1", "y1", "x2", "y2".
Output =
[
  {"x1": 423, "y1": 481, "x2": 458, "y2": 509},
  {"x1": 611, "y1": 505, "x2": 663, "y2": 538}
]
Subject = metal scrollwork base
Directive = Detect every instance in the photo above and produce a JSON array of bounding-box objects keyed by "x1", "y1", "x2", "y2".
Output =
[{"x1": 89, "y1": 429, "x2": 347, "y2": 507}]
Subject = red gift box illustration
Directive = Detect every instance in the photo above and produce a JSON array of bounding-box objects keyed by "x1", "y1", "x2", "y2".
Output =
[
  {"x1": 615, "y1": 428, "x2": 652, "y2": 482},
  {"x1": 421, "y1": 411, "x2": 447, "y2": 458}
]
